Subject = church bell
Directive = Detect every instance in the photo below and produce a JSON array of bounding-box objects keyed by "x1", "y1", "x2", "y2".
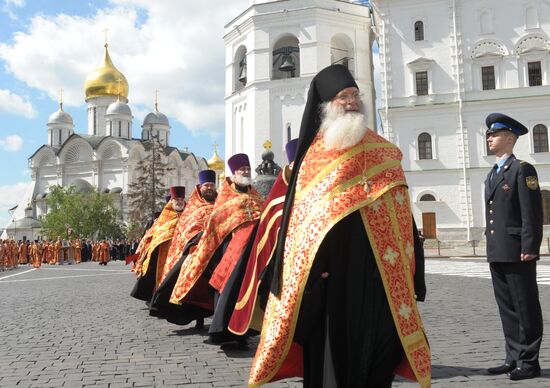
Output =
[{"x1": 279, "y1": 55, "x2": 296, "y2": 72}]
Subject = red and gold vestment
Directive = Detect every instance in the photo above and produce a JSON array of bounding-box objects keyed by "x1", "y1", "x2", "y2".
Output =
[
  {"x1": 170, "y1": 178, "x2": 264, "y2": 305},
  {"x1": 249, "y1": 130, "x2": 431, "y2": 387}
]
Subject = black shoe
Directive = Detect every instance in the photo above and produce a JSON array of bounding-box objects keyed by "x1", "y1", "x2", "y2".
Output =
[
  {"x1": 509, "y1": 367, "x2": 541, "y2": 381},
  {"x1": 488, "y1": 363, "x2": 516, "y2": 375},
  {"x1": 195, "y1": 318, "x2": 204, "y2": 330}
]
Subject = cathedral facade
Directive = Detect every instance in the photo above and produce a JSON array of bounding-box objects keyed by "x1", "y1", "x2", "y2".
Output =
[{"x1": 5, "y1": 43, "x2": 209, "y2": 242}]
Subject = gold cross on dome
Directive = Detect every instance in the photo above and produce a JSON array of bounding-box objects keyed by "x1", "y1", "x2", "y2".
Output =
[
  {"x1": 102, "y1": 27, "x2": 110, "y2": 45},
  {"x1": 154, "y1": 89, "x2": 159, "y2": 111},
  {"x1": 59, "y1": 88, "x2": 64, "y2": 110}
]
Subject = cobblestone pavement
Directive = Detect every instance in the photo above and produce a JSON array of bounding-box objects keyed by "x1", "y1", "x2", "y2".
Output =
[{"x1": 0, "y1": 259, "x2": 548, "y2": 387}]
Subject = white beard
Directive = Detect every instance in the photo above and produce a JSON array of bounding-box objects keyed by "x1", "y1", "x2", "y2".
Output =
[
  {"x1": 319, "y1": 102, "x2": 368, "y2": 150},
  {"x1": 232, "y1": 175, "x2": 252, "y2": 187},
  {"x1": 171, "y1": 200, "x2": 186, "y2": 212}
]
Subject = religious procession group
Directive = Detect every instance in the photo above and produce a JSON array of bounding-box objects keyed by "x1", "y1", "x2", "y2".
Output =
[
  {"x1": 0, "y1": 238, "x2": 116, "y2": 270},
  {"x1": 130, "y1": 64, "x2": 432, "y2": 388}
]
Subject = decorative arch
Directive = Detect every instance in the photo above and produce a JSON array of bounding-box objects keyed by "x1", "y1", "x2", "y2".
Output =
[
  {"x1": 68, "y1": 178, "x2": 94, "y2": 194},
  {"x1": 515, "y1": 33, "x2": 549, "y2": 55},
  {"x1": 471, "y1": 39, "x2": 508, "y2": 59},
  {"x1": 234, "y1": 45, "x2": 247, "y2": 91},
  {"x1": 182, "y1": 153, "x2": 199, "y2": 170},
  {"x1": 60, "y1": 140, "x2": 93, "y2": 164},
  {"x1": 33, "y1": 148, "x2": 56, "y2": 168},
  {"x1": 330, "y1": 33, "x2": 355, "y2": 74},
  {"x1": 97, "y1": 140, "x2": 123, "y2": 160},
  {"x1": 128, "y1": 144, "x2": 146, "y2": 163},
  {"x1": 272, "y1": 34, "x2": 300, "y2": 80},
  {"x1": 417, "y1": 191, "x2": 438, "y2": 202}
]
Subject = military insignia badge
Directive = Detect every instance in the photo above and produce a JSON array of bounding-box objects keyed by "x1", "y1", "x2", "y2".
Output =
[
  {"x1": 501, "y1": 183, "x2": 510, "y2": 192},
  {"x1": 526, "y1": 176, "x2": 539, "y2": 190}
]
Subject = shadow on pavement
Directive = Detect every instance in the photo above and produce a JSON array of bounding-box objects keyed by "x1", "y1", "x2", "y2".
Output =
[
  {"x1": 169, "y1": 326, "x2": 210, "y2": 337},
  {"x1": 430, "y1": 365, "x2": 487, "y2": 378},
  {"x1": 429, "y1": 365, "x2": 550, "y2": 380}
]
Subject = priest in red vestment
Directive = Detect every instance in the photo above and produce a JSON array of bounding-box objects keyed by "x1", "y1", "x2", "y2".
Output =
[
  {"x1": 130, "y1": 186, "x2": 185, "y2": 303},
  {"x1": 169, "y1": 153, "x2": 264, "y2": 348},
  {"x1": 228, "y1": 139, "x2": 297, "y2": 336},
  {"x1": 249, "y1": 64, "x2": 431, "y2": 388},
  {"x1": 149, "y1": 170, "x2": 218, "y2": 327}
]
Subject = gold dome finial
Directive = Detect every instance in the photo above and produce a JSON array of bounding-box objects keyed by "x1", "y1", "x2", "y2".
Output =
[
  {"x1": 84, "y1": 36, "x2": 129, "y2": 100},
  {"x1": 207, "y1": 142, "x2": 225, "y2": 171},
  {"x1": 263, "y1": 139, "x2": 272, "y2": 149}
]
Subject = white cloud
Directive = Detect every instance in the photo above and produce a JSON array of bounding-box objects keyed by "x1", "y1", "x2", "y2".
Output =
[
  {"x1": 0, "y1": 0, "x2": 249, "y2": 136},
  {"x1": 0, "y1": 134, "x2": 23, "y2": 151},
  {"x1": 5, "y1": 0, "x2": 26, "y2": 6},
  {"x1": 0, "y1": 89, "x2": 36, "y2": 118}
]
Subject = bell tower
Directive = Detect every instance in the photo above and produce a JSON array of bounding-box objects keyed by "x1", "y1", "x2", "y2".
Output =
[{"x1": 224, "y1": 0, "x2": 375, "y2": 171}]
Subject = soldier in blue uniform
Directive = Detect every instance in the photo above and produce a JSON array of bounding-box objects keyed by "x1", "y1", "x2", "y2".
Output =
[{"x1": 484, "y1": 113, "x2": 543, "y2": 381}]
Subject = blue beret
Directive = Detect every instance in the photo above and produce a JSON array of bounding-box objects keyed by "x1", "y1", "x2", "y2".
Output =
[
  {"x1": 227, "y1": 153, "x2": 250, "y2": 174},
  {"x1": 198, "y1": 169, "x2": 216, "y2": 184},
  {"x1": 285, "y1": 138, "x2": 298, "y2": 163},
  {"x1": 485, "y1": 113, "x2": 528, "y2": 137}
]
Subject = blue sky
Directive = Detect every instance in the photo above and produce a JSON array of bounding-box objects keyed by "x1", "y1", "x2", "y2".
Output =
[
  {"x1": 0, "y1": 0, "x2": 376, "y2": 229},
  {"x1": 0, "y1": 0, "x2": 251, "y2": 227}
]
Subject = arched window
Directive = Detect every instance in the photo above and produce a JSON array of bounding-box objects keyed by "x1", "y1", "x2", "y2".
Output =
[
  {"x1": 234, "y1": 46, "x2": 247, "y2": 91},
  {"x1": 420, "y1": 194, "x2": 436, "y2": 201},
  {"x1": 542, "y1": 190, "x2": 550, "y2": 225},
  {"x1": 418, "y1": 132, "x2": 433, "y2": 159},
  {"x1": 331, "y1": 34, "x2": 355, "y2": 75},
  {"x1": 414, "y1": 21, "x2": 424, "y2": 41},
  {"x1": 533, "y1": 124, "x2": 549, "y2": 153},
  {"x1": 272, "y1": 35, "x2": 300, "y2": 80}
]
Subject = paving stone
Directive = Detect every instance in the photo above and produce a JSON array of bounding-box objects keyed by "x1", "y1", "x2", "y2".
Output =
[{"x1": 0, "y1": 260, "x2": 548, "y2": 387}]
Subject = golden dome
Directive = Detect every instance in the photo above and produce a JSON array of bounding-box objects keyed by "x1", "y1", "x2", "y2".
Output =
[
  {"x1": 208, "y1": 149, "x2": 225, "y2": 171},
  {"x1": 84, "y1": 43, "x2": 129, "y2": 100}
]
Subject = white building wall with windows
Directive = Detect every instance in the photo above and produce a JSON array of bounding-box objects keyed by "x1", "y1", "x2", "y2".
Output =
[{"x1": 372, "y1": 0, "x2": 550, "y2": 241}]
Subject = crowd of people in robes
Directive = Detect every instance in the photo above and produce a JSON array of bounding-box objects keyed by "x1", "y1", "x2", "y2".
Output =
[
  {"x1": 129, "y1": 64, "x2": 545, "y2": 387},
  {"x1": 0, "y1": 237, "x2": 139, "y2": 271}
]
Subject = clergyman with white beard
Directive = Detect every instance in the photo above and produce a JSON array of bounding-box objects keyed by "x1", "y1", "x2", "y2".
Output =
[{"x1": 248, "y1": 64, "x2": 431, "y2": 388}]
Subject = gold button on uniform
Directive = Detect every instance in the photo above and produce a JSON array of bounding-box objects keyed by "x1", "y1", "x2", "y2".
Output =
[
  {"x1": 490, "y1": 220, "x2": 494, "y2": 224},
  {"x1": 491, "y1": 230, "x2": 495, "y2": 234}
]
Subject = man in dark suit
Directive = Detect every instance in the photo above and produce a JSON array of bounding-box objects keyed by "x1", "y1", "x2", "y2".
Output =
[{"x1": 484, "y1": 113, "x2": 543, "y2": 381}]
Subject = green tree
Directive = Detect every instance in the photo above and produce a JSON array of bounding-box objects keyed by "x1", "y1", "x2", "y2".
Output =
[
  {"x1": 127, "y1": 138, "x2": 174, "y2": 234},
  {"x1": 40, "y1": 185, "x2": 124, "y2": 240}
]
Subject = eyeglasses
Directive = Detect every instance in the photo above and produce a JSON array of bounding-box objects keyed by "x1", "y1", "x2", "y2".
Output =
[{"x1": 335, "y1": 93, "x2": 363, "y2": 102}]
